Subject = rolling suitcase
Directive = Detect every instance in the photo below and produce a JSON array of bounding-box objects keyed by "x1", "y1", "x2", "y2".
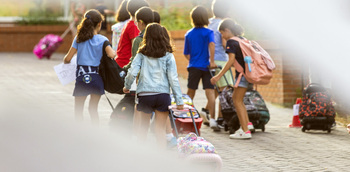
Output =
[
  {"x1": 299, "y1": 83, "x2": 335, "y2": 133},
  {"x1": 168, "y1": 96, "x2": 202, "y2": 136},
  {"x1": 223, "y1": 89, "x2": 270, "y2": 134},
  {"x1": 210, "y1": 66, "x2": 270, "y2": 134},
  {"x1": 108, "y1": 92, "x2": 136, "y2": 131},
  {"x1": 33, "y1": 23, "x2": 72, "y2": 59}
]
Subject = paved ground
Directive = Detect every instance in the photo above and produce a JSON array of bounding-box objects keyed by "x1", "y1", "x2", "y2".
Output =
[{"x1": 1, "y1": 52, "x2": 350, "y2": 172}]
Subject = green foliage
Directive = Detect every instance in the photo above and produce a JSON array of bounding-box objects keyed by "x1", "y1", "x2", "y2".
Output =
[
  {"x1": 17, "y1": 17, "x2": 67, "y2": 25},
  {"x1": 16, "y1": 1, "x2": 66, "y2": 25},
  {"x1": 157, "y1": 7, "x2": 192, "y2": 31}
]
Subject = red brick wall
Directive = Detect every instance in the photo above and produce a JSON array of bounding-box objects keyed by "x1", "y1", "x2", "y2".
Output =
[
  {"x1": 0, "y1": 24, "x2": 113, "y2": 53},
  {"x1": 0, "y1": 24, "x2": 303, "y2": 106}
]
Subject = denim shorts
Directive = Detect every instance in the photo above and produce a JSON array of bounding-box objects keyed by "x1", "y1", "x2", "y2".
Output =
[
  {"x1": 137, "y1": 93, "x2": 171, "y2": 114},
  {"x1": 234, "y1": 75, "x2": 252, "y2": 88}
]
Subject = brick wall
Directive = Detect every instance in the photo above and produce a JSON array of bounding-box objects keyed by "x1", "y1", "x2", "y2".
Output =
[{"x1": 0, "y1": 24, "x2": 303, "y2": 106}]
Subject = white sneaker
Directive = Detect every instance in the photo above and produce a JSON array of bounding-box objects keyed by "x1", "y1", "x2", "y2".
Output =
[
  {"x1": 248, "y1": 122, "x2": 254, "y2": 130},
  {"x1": 234, "y1": 127, "x2": 243, "y2": 134},
  {"x1": 210, "y1": 118, "x2": 220, "y2": 131},
  {"x1": 229, "y1": 130, "x2": 252, "y2": 139},
  {"x1": 200, "y1": 111, "x2": 210, "y2": 126}
]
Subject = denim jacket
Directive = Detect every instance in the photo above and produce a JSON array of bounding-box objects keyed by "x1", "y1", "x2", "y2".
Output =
[{"x1": 124, "y1": 52, "x2": 184, "y2": 105}]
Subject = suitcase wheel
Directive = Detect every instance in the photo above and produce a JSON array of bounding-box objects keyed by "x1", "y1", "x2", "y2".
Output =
[
  {"x1": 224, "y1": 124, "x2": 228, "y2": 131},
  {"x1": 302, "y1": 126, "x2": 306, "y2": 132},
  {"x1": 251, "y1": 129, "x2": 256, "y2": 133},
  {"x1": 229, "y1": 128, "x2": 235, "y2": 134}
]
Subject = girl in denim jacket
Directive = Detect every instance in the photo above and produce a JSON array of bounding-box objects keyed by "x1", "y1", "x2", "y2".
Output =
[{"x1": 123, "y1": 23, "x2": 184, "y2": 147}]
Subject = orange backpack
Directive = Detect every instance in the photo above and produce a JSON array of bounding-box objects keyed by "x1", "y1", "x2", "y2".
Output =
[{"x1": 230, "y1": 36, "x2": 275, "y2": 87}]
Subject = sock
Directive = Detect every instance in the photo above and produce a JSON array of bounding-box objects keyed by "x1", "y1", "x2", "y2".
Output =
[{"x1": 166, "y1": 133, "x2": 174, "y2": 141}]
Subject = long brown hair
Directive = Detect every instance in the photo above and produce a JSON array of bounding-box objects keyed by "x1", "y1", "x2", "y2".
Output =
[
  {"x1": 76, "y1": 9, "x2": 104, "y2": 43},
  {"x1": 138, "y1": 23, "x2": 174, "y2": 58}
]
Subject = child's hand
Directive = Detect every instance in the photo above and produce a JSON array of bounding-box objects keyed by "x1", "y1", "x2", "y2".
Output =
[
  {"x1": 209, "y1": 61, "x2": 217, "y2": 69},
  {"x1": 123, "y1": 87, "x2": 130, "y2": 93},
  {"x1": 176, "y1": 105, "x2": 184, "y2": 110},
  {"x1": 210, "y1": 75, "x2": 220, "y2": 85}
]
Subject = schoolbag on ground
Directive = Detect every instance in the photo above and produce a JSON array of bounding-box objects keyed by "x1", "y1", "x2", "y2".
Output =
[
  {"x1": 219, "y1": 87, "x2": 270, "y2": 134},
  {"x1": 230, "y1": 36, "x2": 275, "y2": 87},
  {"x1": 99, "y1": 41, "x2": 126, "y2": 94},
  {"x1": 299, "y1": 83, "x2": 335, "y2": 133}
]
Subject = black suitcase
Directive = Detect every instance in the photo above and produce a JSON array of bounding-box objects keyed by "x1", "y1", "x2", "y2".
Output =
[
  {"x1": 109, "y1": 92, "x2": 136, "y2": 130},
  {"x1": 221, "y1": 89, "x2": 270, "y2": 134},
  {"x1": 209, "y1": 66, "x2": 270, "y2": 134}
]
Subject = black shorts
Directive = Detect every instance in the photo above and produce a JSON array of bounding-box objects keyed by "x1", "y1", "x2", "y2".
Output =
[
  {"x1": 137, "y1": 93, "x2": 171, "y2": 114},
  {"x1": 187, "y1": 67, "x2": 214, "y2": 90}
]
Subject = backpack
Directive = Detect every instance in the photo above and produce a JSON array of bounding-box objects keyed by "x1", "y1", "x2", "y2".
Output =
[
  {"x1": 299, "y1": 83, "x2": 335, "y2": 119},
  {"x1": 99, "y1": 41, "x2": 126, "y2": 94},
  {"x1": 230, "y1": 36, "x2": 275, "y2": 87},
  {"x1": 177, "y1": 132, "x2": 217, "y2": 156}
]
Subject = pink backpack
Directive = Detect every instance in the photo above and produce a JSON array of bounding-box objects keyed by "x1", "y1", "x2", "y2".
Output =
[{"x1": 230, "y1": 36, "x2": 275, "y2": 87}]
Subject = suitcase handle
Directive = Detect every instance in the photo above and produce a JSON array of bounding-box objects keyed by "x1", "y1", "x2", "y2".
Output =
[
  {"x1": 208, "y1": 65, "x2": 234, "y2": 94},
  {"x1": 168, "y1": 104, "x2": 199, "y2": 138}
]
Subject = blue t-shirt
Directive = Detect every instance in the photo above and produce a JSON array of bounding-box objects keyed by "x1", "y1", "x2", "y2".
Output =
[
  {"x1": 184, "y1": 27, "x2": 215, "y2": 71},
  {"x1": 72, "y1": 34, "x2": 109, "y2": 67},
  {"x1": 208, "y1": 18, "x2": 228, "y2": 61}
]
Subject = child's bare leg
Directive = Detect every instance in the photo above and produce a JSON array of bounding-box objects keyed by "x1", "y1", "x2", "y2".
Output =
[
  {"x1": 205, "y1": 88, "x2": 216, "y2": 119},
  {"x1": 75, "y1": 96, "x2": 87, "y2": 122},
  {"x1": 154, "y1": 110, "x2": 169, "y2": 148},
  {"x1": 166, "y1": 117, "x2": 173, "y2": 134},
  {"x1": 133, "y1": 106, "x2": 142, "y2": 135},
  {"x1": 233, "y1": 87, "x2": 249, "y2": 132},
  {"x1": 187, "y1": 88, "x2": 196, "y2": 100},
  {"x1": 89, "y1": 94, "x2": 101, "y2": 125},
  {"x1": 137, "y1": 111, "x2": 152, "y2": 141}
]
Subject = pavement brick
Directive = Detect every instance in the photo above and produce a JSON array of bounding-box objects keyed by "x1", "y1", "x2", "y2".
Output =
[{"x1": 1, "y1": 52, "x2": 350, "y2": 172}]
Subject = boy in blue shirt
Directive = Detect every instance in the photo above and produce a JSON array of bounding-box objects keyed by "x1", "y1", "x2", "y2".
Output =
[{"x1": 184, "y1": 6, "x2": 218, "y2": 131}]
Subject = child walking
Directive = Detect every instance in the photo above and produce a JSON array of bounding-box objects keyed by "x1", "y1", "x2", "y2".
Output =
[
  {"x1": 111, "y1": 0, "x2": 130, "y2": 51},
  {"x1": 122, "y1": 6, "x2": 154, "y2": 140},
  {"x1": 123, "y1": 23, "x2": 184, "y2": 148},
  {"x1": 203, "y1": 0, "x2": 235, "y2": 129},
  {"x1": 115, "y1": 0, "x2": 149, "y2": 68},
  {"x1": 63, "y1": 9, "x2": 116, "y2": 124},
  {"x1": 210, "y1": 18, "x2": 252, "y2": 139},
  {"x1": 184, "y1": 6, "x2": 218, "y2": 130}
]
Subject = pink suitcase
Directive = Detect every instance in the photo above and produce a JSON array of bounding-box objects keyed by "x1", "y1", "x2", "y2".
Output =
[
  {"x1": 33, "y1": 23, "x2": 72, "y2": 59},
  {"x1": 33, "y1": 34, "x2": 63, "y2": 59}
]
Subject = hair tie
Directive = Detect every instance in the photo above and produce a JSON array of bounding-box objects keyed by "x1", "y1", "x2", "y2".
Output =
[{"x1": 86, "y1": 15, "x2": 90, "y2": 19}]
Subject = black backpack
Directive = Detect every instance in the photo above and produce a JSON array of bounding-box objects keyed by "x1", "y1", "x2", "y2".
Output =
[{"x1": 99, "y1": 41, "x2": 126, "y2": 94}]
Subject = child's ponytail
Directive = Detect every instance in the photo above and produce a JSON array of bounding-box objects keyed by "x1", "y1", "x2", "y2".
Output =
[
  {"x1": 76, "y1": 9, "x2": 104, "y2": 43},
  {"x1": 219, "y1": 18, "x2": 244, "y2": 36}
]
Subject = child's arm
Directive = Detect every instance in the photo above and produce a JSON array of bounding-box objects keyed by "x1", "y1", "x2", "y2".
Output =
[
  {"x1": 63, "y1": 47, "x2": 77, "y2": 64},
  {"x1": 105, "y1": 45, "x2": 116, "y2": 60},
  {"x1": 209, "y1": 42, "x2": 217, "y2": 68},
  {"x1": 210, "y1": 52, "x2": 235, "y2": 85},
  {"x1": 123, "y1": 53, "x2": 142, "y2": 93},
  {"x1": 184, "y1": 55, "x2": 190, "y2": 61},
  {"x1": 124, "y1": 38, "x2": 141, "y2": 70},
  {"x1": 167, "y1": 54, "x2": 184, "y2": 109}
]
